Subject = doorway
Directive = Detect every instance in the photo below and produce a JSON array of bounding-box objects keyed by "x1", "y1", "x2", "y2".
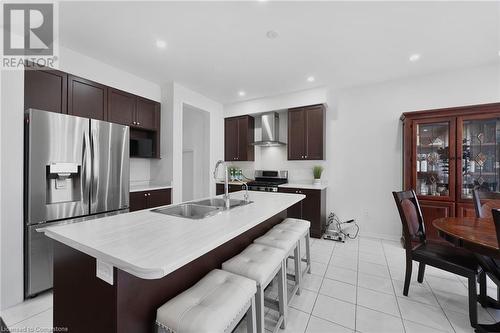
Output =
[{"x1": 182, "y1": 104, "x2": 210, "y2": 201}]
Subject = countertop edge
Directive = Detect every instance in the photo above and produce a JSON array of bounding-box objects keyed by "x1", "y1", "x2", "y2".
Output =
[
  {"x1": 44, "y1": 192, "x2": 306, "y2": 279},
  {"x1": 130, "y1": 185, "x2": 172, "y2": 192},
  {"x1": 278, "y1": 183, "x2": 328, "y2": 190}
]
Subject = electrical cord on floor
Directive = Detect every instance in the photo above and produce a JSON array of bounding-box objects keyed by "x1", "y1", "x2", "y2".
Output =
[{"x1": 326, "y1": 212, "x2": 360, "y2": 239}]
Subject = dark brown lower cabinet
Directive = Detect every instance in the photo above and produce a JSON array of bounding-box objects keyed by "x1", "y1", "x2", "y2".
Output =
[
  {"x1": 456, "y1": 203, "x2": 475, "y2": 218},
  {"x1": 278, "y1": 187, "x2": 326, "y2": 238},
  {"x1": 418, "y1": 200, "x2": 454, "y2": 242},
  {"x1": 215, "y1": 183, "x2": 246, "y2": 195},
  {"x1": 129, "y1": 188, "x2": 171, "y2": 212}
]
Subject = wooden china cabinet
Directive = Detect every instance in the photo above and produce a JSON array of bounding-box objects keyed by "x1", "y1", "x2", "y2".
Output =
[{"x1": 402, "y1": 103, "x2": 500, "y2": 242}]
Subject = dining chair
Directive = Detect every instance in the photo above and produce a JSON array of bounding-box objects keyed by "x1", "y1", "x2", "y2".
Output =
[
  {"x1": 473, "y1": 189, "x2": 500, "y2": 306},
  {"x1": 393, "y1": 190, "x2": 480, "y2": 327},
  {"x1": 472, "y1": 189, "x2": 500, "y2": 218},
  {"x1": 475, "y1": 209, "x2": 500, "y2": 333}
]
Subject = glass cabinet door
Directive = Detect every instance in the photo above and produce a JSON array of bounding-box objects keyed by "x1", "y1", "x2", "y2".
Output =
[
  {"x1": 459, "y1": 116, "x2": 500, "y2": 200},
  {"x1": 414, "y1": 119, "x2": 455, "y2": 200}
]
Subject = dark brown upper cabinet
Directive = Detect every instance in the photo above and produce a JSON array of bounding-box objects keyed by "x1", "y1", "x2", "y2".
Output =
[
  {"x1": 107, "y1": 88, "x2": 136, "y2": 126},
  {"x1": 288, "y1": 104, "x2": 325, "y2": 160},
  {"x1": 136, "y1": 97, "x2": 160, "y2": 130},
  {"x1": 68, "y1": 75, "x2": 108, "y2": 120},
  {"x1": 24, "y1": 67, "x2": 67, "y2": 113},
  {"x1": 108, "y1": 90, "x2": 160, "y2": 130},
  {"x1": 224, "y1": 115, "x2": 255, "y2": 161}
]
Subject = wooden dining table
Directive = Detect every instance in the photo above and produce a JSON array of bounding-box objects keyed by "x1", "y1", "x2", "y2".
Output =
[
  {"x1": 433, "y1": 217, "x2": 500, "y2": 333},
  {"x1": 433, "y1": 217, "x2": 499, "y2": 259}
]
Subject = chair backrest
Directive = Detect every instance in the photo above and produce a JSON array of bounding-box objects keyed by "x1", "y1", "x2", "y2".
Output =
[
  {"x1": 392, "y1": 190, "x2": 426, "y2": 251},
  {"x1": 491, "y1": 209, "x2": 500, "y2": 245},
  {"x1": 472, "y1": 190, "x2": 500, "y2": 218}
]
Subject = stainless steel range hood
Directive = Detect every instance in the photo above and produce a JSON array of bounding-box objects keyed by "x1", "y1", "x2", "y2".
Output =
[{"x1": 252, "y1": 112, "x2": 286, "y2": 146}]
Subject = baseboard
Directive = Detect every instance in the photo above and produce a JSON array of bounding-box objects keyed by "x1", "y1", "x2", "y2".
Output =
[{"x1": 359, "y1": 231, "x2": 401, "y2": 242}]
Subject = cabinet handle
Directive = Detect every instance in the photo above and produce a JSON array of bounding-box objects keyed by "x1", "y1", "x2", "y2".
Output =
[
  {"x1": 148, "y1": 193, "x2": 151, "y2": 196},
  {"x1": 137, "y1": 122, "x2": 141, "y2": 125},
  {"x1": 133, "y1": 121, "x2": 136, "y2": 125},
  {"x1": 144, "y1": 193, "x2": 147, "y2": 197}
]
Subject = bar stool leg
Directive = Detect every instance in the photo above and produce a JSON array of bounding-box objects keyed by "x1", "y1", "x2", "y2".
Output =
[
  {"x1": 246, "y1": 296, "x2": 257, "y2": 333},
  {"x1": 305, "y1": 233, "x2": 311, "y2": 274},
  {"x1": 294, "y1": 242, "x2": 302, "y2": 295},
  {"x1": 256, "y1": 285, "x2": 265, "y2": 333},
  {"x1": 278, "y1": 260, "x2": 288, "y2": 329}
]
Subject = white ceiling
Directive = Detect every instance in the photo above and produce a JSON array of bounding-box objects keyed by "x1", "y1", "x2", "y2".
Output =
[{"x1": 59, "y1": 1, "x2": 500, "y2": 104}]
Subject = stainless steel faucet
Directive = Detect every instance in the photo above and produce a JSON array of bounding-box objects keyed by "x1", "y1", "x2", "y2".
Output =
[{"x1": 213, "y1": 160, "x2": 231, "y2": 209}]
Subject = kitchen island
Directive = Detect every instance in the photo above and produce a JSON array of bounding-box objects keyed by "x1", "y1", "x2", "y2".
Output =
[{"x1": 43, "y1": 190, "x2": 304, "y2": 333}]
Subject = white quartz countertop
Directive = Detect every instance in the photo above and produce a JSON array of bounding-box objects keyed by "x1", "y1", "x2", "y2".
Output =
[
  {"x1": 42, "y1": 191, "x2": 304, "y2": 280},
  {"x1": 279, "y1": 182, "x2": 328, "y2": 190},
  {"x1": 130, "y1": 182, "x2": 172, "y2": 192}
]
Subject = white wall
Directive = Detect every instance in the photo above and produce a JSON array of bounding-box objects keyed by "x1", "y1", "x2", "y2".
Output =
[
  {"x1": 182, "y1": 105, "x2": 210, "y2": 201},
  {"x1": 330, "y1": 63, "x2": 500, "y2": 240},
  {"x1": 0, "y1": 70, "x2": 24, "y2": 310},
  {"x1": 225, "y1": 64, "x2": 500, "y2": 240},
  {"x1": 152, "y1": 83, "x2": 223, "y2": 204},
  {"x1": 0, "y1": 47, "x2": 162, "y2": 309}
]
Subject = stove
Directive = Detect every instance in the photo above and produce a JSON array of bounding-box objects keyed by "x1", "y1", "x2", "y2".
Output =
[{"x1": 247, "y1": 170, "x2": 288, "y2": 192}]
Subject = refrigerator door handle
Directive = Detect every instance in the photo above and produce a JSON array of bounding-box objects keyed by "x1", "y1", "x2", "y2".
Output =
[
  {"x1": 82, "y1": 127, "x2": 91, "y2": 208},
  {"x1": 90, "y1": 123, "x2": 99, "y2": 211}
]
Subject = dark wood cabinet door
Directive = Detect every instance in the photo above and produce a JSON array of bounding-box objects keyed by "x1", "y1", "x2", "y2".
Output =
[
  {"x1": 148, "y1": 189, "x2": 172, "y2": 209},
  {"x1": 456, "y1": 203, "x2": 476, "y2": 218},
  {"x1": 288, "y1": 108, "x2": 306, "y2": 160},
  {"x1": 419, "y1": 200, "x2": 455, "y2": 242},
  {"x1": 136, "y1": 98, "x2": 159, "y2": 130},
  {"x1": 129, "y1": 191, "x2": 149, "y2": 212},
  {"x1": 24, "y1": 68, "x2": 67, "y2": 113},
  {"x1": 216, "y1": 184, "x2": 245, "y2": 195},
  {"x1": 237, "y1": 116, "x2": 255, "y2": 161},
  {"x1": 68, "y1": 75, "x2": 108, "y2": 120},
  {"x1": 278, "y1": 187, "x2": 303, "y2": 220},
  {"x1": 225, "y1": 117, "x2": 239, "y2": 161},
  {"x1": 108, "y1": 88, "x2": 136, "y2": 126},
  {"x1": 305, "y1": 105, "x2": 324, "y2": 160}
]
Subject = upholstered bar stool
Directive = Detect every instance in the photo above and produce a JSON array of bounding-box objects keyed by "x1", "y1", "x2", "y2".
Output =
[
  {"x1": 254, "y1": 228, "x2": 302, "y2": 300},
  {"x1": 156, "y1": 269, "x2": 257, "y2": 333},
  {"x1": 273, "y1": 218, "x2": 312, "y2": 277},
  {"x1": 222, "y1": 244, "x2": 288, "y2": 333}
]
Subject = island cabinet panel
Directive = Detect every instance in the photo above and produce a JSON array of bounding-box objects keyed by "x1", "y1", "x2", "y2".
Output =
[
  {"x1": 52, "y1": 210, "x2": 287, "y2": 333},
  {"x1": 129, "y1": 188, "x2": 171, "y2": 212},
  {"x1": 278, "y1": 187, "x2": 326, "y2": 238},
  {"x1": 401, "y1": 102, "x2": 500, "y2": 243},
  {"x1": 68, "y1": 75, "x2": 108, "y2": 120},
  {"x1": 107, "y1": 88, "x2": 136, "y2": 126},
  {"x1": 288, "y1": 104, "x2": 325, "y2": 160},
  {"x1": 224, "y1": 115, "x2": 255, "y2": 161},
  {"x1": 215, "y1": 183, "x2": 246, "y2": 195},
  {"x1": 24, "y1": 67, "x2": 67, "y2": 113}
]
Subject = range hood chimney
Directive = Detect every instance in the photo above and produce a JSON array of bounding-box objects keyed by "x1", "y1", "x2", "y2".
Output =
[{"x1": 252, "y1": 112, "x2": 286, "y2": 146}]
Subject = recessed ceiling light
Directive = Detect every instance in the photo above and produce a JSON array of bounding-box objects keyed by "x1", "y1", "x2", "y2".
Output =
[
  {"x1": 156, "y1": 40, "x2": 167, "y2": 49},
  {"x1": 238, "y1": 91, "x2": 246, "y2": 97},
  {"x1": 307, "y1": 76, "x2": 315, "y2": 82},
  {"x1": 409, "y1": 53, "x2": 421, "y2": 62},
  {"x1": 266, "y1": 30, "x2": 279, "y2": 39}
]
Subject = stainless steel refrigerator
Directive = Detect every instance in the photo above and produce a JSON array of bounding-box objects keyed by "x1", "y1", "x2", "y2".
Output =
[{"x1": 24, "y1": 109, "x2": 130, "y2": 297}]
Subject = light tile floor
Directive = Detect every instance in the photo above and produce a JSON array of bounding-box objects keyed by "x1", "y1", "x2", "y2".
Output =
[{"x1": 2, "y1": 237, "x2": 499, "y2": 332}]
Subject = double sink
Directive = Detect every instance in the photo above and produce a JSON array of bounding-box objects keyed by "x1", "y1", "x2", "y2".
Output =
[{"x1": 151, "y1": 198, "x2": 252, "y2": 219}]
